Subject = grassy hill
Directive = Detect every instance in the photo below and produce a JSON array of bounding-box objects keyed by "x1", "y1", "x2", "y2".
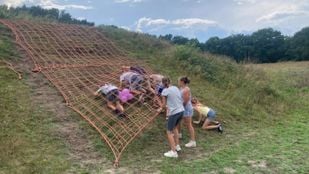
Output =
[{"x1": 0, "y1": 21, "x2": 308, "y2": 173}]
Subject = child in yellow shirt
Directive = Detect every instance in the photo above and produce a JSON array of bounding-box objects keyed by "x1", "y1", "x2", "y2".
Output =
[{"x1": 191, "y1": 98, "x2": 223, "y2": 133}]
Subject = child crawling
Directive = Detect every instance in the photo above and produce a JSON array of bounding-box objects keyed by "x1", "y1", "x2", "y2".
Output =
[
  {"x1": 94, "y1": 83, "x2": 126, "y2": 119},
  {"x1": 191, "y1": 98, "x2": 223, "y2": 133}
]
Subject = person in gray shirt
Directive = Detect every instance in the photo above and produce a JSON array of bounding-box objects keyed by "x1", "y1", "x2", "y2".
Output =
[{"x1": 158, "y1": 77, "x2": 184, "y2": 158}]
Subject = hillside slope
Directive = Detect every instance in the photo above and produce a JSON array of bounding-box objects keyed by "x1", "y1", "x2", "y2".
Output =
[{"x1": 0, "y1": 21, "x2": 308, "y2": 173}]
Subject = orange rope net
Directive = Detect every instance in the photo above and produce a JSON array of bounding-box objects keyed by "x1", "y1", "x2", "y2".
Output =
[{"x1": 0, "y1": 19, "x2": 160, "y2": 166}]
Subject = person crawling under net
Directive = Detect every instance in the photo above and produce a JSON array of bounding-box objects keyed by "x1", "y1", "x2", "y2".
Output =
[{"x1": 94, "y1": 83, "x2": 127, "y2": 119}]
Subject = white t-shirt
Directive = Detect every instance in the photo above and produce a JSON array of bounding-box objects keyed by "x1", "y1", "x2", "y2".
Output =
[
  {"x1": 97, "y1": 84, "x2": 118, "y2": 95},
  {"x1": 120, "y1": 72, "x2": 137, "y2": 82},
  {"x1": 162, "y1": 86, "x2": 185, "y2": 116}
]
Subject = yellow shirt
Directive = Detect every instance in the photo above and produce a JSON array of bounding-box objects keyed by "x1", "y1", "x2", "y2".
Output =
[{"x1": 196, "y1": 105, "x2": 210, "y2": 116}]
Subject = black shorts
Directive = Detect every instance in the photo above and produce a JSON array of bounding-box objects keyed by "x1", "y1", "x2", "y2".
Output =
[
  {"x1": 106, "y1": 89, "x2": 119, "y2": 103},
  {"x1": 166, "y1": 111, "x2": 184, "y2": 131}
]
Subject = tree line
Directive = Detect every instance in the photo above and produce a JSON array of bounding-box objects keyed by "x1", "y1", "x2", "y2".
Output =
[
  {"x1": 159, "y1": 27, "x2": 309, "y2": 63},
  {"x1": 0, "y1": 5, "x2": 94, "y2": 26},
  {"x1": 1, "y1": 5, "x2": 308, "y2": 63}
]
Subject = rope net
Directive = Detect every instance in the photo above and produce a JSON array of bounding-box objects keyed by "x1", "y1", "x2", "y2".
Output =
[{"x1": 0, "y1": 19, "x2": 160, "y2": 166}]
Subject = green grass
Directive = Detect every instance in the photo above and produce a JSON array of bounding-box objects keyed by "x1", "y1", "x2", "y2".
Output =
[
  {"x1": 0, "y1": 69, "x2": 71, "y2": 174},
  {"x1": 0, "y1": 23, "x2": 308, "y2": 173},
  {"x1": 100, "y1": 27, "x2": 309, "y2": 173}
]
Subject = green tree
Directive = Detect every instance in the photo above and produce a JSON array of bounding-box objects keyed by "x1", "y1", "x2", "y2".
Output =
[
  {"x1": 172, "y1": 36, "x2": 189, "y2": 45},
  {"x1": 250, "y1": 28, "x2": 286, "y2": 63},
  {"x1": 159, "y1": 34, "x2": 173, "y2": 41},
  {"x1": 0, "y1": 5, "x2": 94, "y2": 26},
  {"x1": 287, "y1": 27, "x2": 309, "y2": 60}
]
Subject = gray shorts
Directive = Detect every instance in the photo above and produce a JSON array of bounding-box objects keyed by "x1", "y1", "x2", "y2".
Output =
[{"x1": 166, "y1": 111, "x2": 184, "y2": 131}]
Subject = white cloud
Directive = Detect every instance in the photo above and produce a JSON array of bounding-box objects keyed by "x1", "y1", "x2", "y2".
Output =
[
  {"x1": 0, "y1": 0, "x2": 27, "y2": 7},
  {"x1": 233, "y1": 0, "x2": 256, "y2": 5},
  {"x1": 76, "y1": 17, "x2": 86, "y2": 20},
  {"x1": 136, "y1": 17, "x2": 217, "y2": 32},
  {"x1": 254, "y1": 1, "x2": 309, "y2": 24},
  {"x1": 0, "y1": 0, "x2": 93, "y2": 10},
  {"x1": 256, "y1": 10, "x2": 309, "y2": 23},
  {"x1": 120, "y1": 26, "x2": 131, "y2": 31},
  {"x1": 171, "y1": 18, "x2": 217, "y2": 28},
  {"x1": 114, "y1": 0, "x2": 143, "y2": 3},
  {"x1": 136, "y1": 17, "x2": 169, "y2": 30}
]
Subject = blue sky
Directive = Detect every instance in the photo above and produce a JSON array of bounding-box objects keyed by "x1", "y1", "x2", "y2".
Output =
[{"x1": 1, "y1": 0, "x2": 309, "y2": 41}]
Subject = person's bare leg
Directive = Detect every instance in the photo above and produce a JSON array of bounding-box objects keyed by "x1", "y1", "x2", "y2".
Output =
[
  {"x1": 107, "y1": 102, "x2": 117, "y2": 111},
  {"x1": 193, "y1": 114, "x2": 202, "y2": 124},
  {"x1": 173, "y1": 127, "x2": 180, "y2": 146},
  {"x1": 115, "y1": 101, "x2": 124, "y2": 113},
  {"x1": 184, "y1": 117, "x2": 195, "y2": 141},
  {"x1": 202, "y1": 119, "x2": 220, "y2": 130},
  {"x1": 211, "y1": 120, "x2": 220, "y2": 125},
  {"x1": 131, "y1": 89, "x2": 142, "y2": 95},
  {"x1": 167, "y1": 131, "x2": 176, "y2": 151},
  {"x1": 177, "y1": 120, "x2": 181, "y2": 133}
]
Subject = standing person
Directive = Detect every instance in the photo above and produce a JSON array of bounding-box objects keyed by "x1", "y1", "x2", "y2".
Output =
[
  {"x1": 178, "y1": 77, "x2": 196, "y2": 148},
  {"x1": 158, "y1": 77, "x2": 184, "y2": 158}
]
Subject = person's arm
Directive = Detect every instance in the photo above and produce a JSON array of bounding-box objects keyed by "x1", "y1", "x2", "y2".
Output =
[
  {"x1": 161, "y1": 96, "x2": 167, "y2": 109},
  {"x1": 94, "y1": 88, "x2": 101, "y2": 96},
  {"x1": 198, "y1": 111, "x2": 202, "y2": 122},
  {"x1": 119, "y1": 74, "x2": 124, "y2": 90},
  {"x1": 157, "y1": 96, "x2": 166, "y2": 113},
  {"x1": 193, "y1": 111, "x2": 203, "y2": 124},
  {"x1": 157, "y1": 88, "x2": 168, "y2": 113},
  {"x1": 193, "y1": 108, "x2": 202, "y2": 124},
  {"x1": 119, "y1": 80, "x2": 124, "y2": 90},
  {"x1": 182, "y1": 87, "x2": 190, "y2": 106}
]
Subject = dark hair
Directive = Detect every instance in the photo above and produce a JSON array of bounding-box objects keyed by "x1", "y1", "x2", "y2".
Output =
[
  {"x1": 162, "y1": 77, "x2": 171, "y2": 87},
  {"x1": 180, "y1": 76, "x2": 190, "y2": 84}
]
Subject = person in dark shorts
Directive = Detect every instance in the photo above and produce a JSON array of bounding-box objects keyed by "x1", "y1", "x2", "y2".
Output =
[
  {"x1": 94, "y1": 83, "x2": 125, "y2": 118},
  {"x1": 157, "y1": 77, "x2": 184, "y2": 158}
]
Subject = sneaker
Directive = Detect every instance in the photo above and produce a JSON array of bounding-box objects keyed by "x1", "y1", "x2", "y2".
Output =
[
  {"x1": 164, "y1": 150, "x2": 178, "y2": 158},
  {"x1": 175, "y1": 145, "x2": 181, "y2": 152},
  {"x1": 218, "y1": 124, "x2": 223, "y2": 133},
  {"x1": 117, "y1": 113, "x2": 128, "y2": 121},
  {"x1": 193, "y1": 120, "x2": 200, "y2": 124},
  {"x1": 178, "y1": 133, "x2": 182, "y2": 139},
  {"x1": 185, "y1": 141, "x2": 197, "y2": 148}
]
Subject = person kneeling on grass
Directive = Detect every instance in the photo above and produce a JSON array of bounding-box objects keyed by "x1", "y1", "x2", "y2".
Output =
[
  {"x1": 157, "y1": 77, "x2": 184, "y2": 158},
  {"x1": 191, "y1": 98, "x2": 223, "y2": 133},
  {"x1": 94, "y1": 83, "x2": 126, "y2": 119}
]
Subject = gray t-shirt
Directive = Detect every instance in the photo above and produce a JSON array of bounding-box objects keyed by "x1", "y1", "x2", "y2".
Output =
[{"x1": 162, "y1": 86, "x2": 185, "y2": 116}]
